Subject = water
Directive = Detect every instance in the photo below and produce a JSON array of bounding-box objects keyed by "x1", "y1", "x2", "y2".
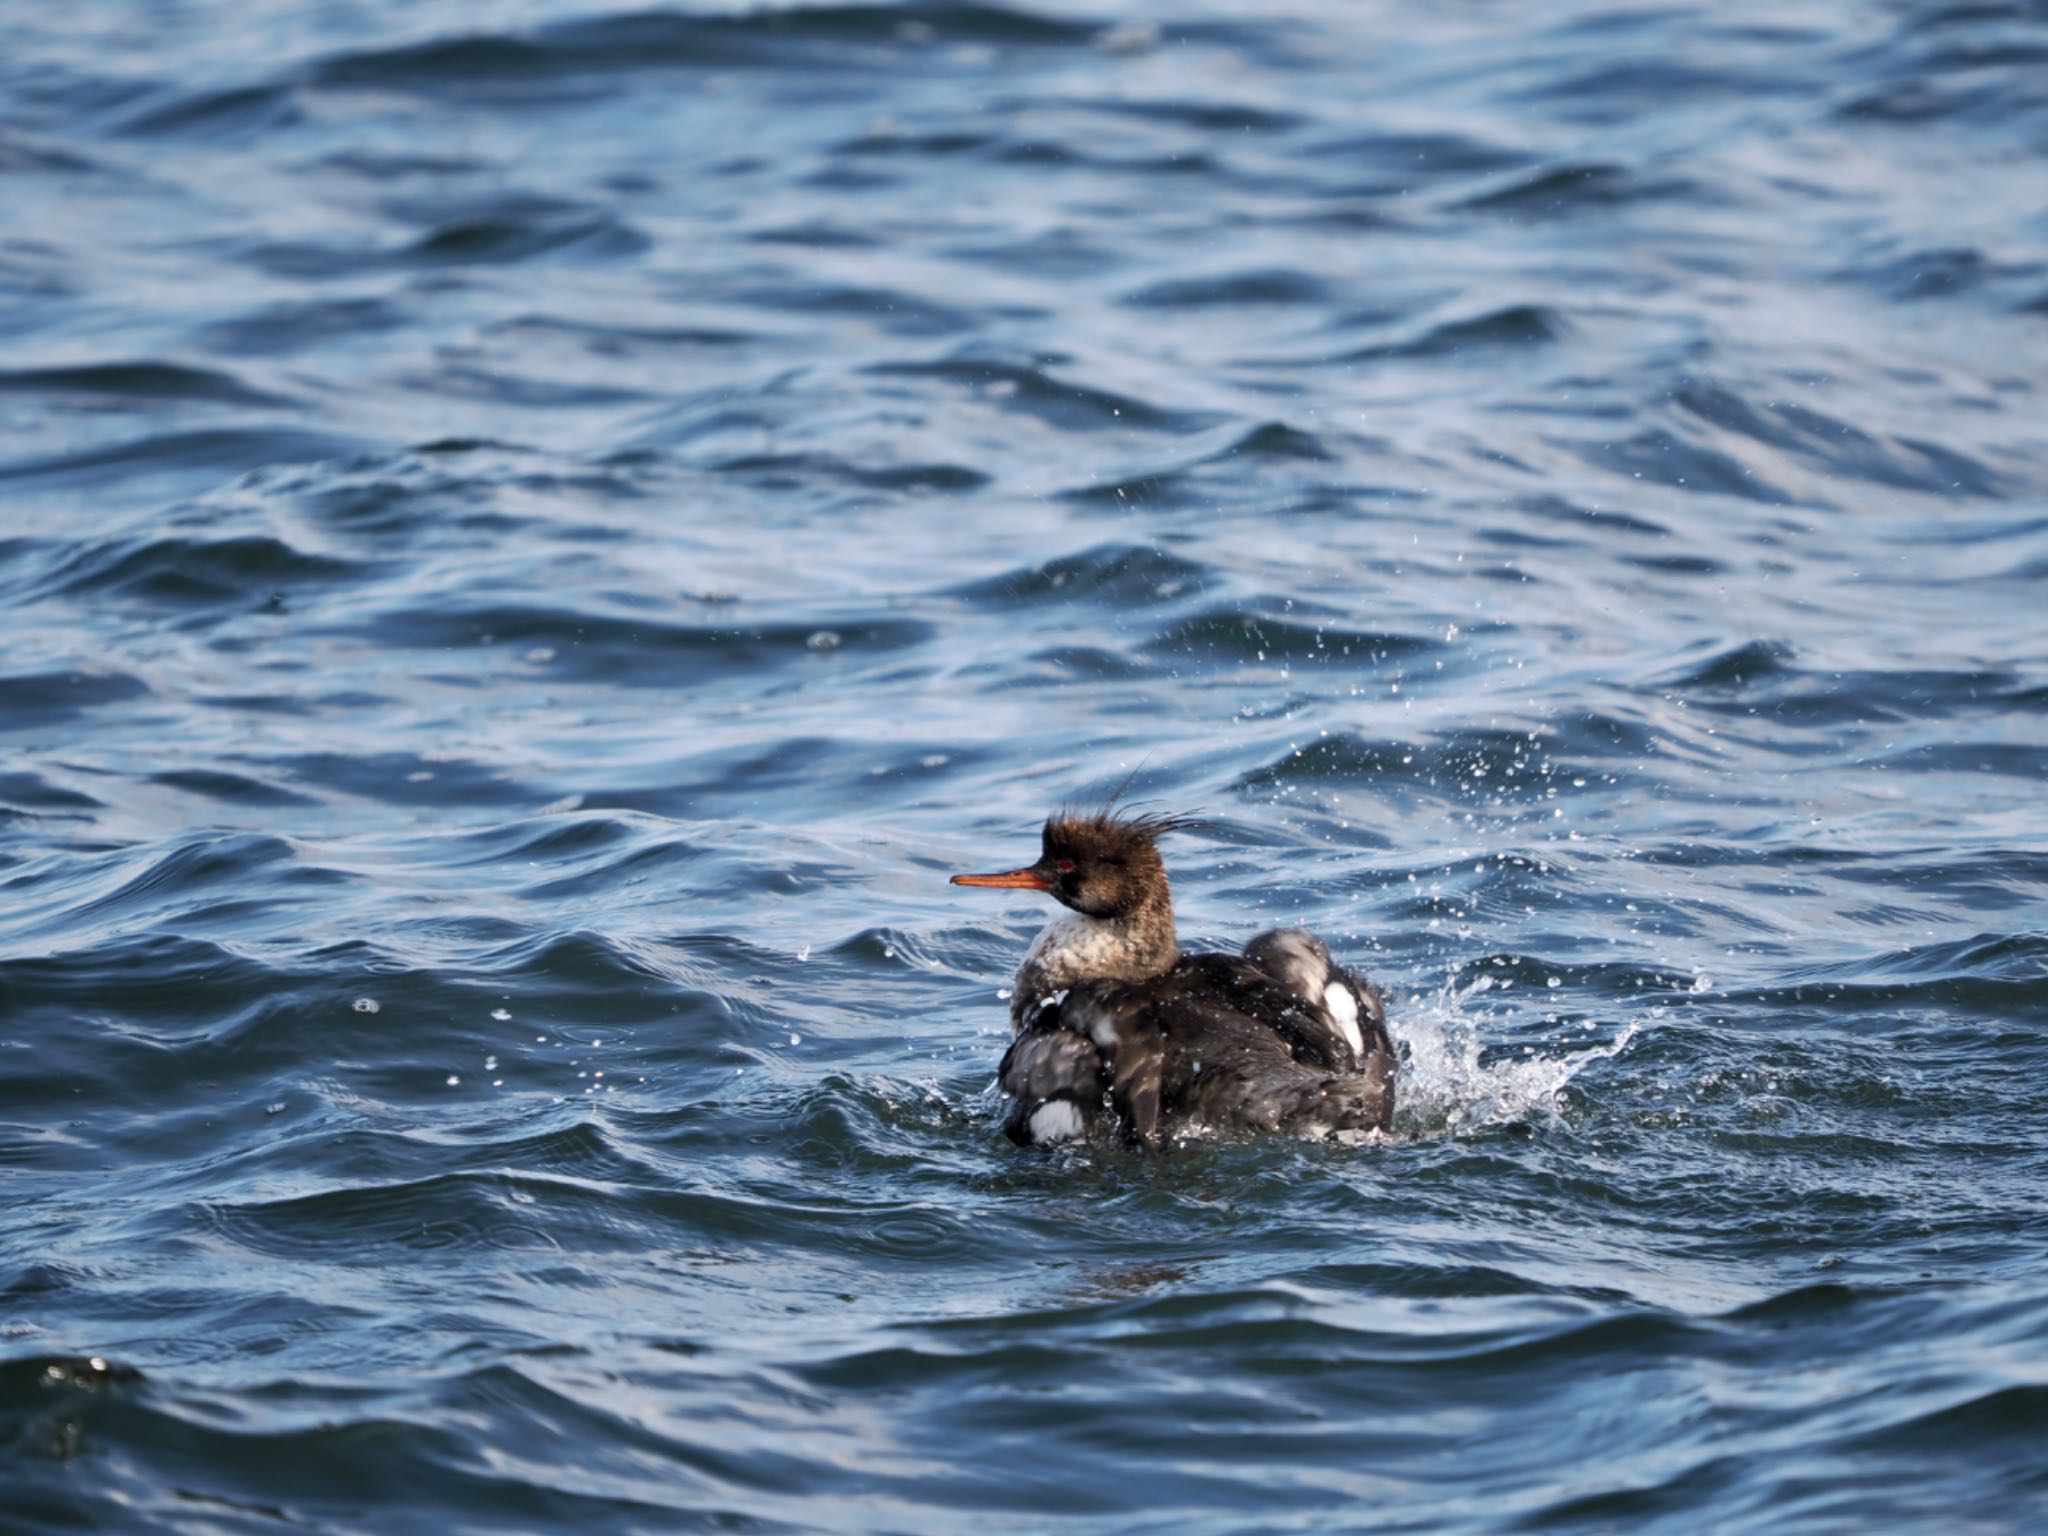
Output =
[{"x1": 3, "y1": 0, "x2": 2046, "y2": 1528}]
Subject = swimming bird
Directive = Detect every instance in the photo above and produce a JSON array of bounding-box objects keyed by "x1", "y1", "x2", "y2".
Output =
[{"x1": 952, "y1": 809, "x2": 1395, "y2": 1147}]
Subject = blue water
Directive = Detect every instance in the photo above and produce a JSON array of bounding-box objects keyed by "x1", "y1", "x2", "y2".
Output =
[{"x1": 4, "y1": 1, "x2": 2047, "y2": 1529}]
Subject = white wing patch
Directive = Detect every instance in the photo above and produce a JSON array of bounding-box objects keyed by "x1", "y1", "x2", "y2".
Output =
[
  {"x1": 1323, "y1": 982, "x2": 1364, "y2": 1057},
  {"x1": 1028, "y1": 1101, "x2": 1086, "y2": 1143}
]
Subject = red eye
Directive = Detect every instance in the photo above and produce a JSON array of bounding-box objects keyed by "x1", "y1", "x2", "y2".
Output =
[{"x1": 1055, "y1": 858, "x2": 1076, "y2": 874}]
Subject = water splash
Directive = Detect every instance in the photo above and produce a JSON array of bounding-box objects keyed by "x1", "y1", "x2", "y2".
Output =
[{"x1": 1389, "y1": 973, "x2": 1640, "y2": 1138}]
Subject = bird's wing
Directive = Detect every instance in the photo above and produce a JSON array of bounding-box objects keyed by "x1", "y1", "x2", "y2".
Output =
[
  {"x1": 1238, "y1": 931, "x2": 1398, "y2": 1070},
  {"x1": 998, "y1": 1001, "x2": 1107, "y2": 1145},
  {"x1": 1052, "y1": 986, "x2": 1167, "y2": 1146}
]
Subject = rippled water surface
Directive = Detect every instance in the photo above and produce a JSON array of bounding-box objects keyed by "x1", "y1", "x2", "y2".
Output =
[{"x1": 5, "y1": 1, "x2": 2048, "y2": 1529}]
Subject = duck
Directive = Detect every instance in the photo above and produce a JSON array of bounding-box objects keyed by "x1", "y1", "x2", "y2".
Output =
[{"x1": 952, "y1": 808, "x2": 1396, "y2": 1147}]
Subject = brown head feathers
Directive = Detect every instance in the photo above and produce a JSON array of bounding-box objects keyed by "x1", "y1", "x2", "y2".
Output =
[
  {"x1": 952, "y1": 800, "x2": 1201, "y2": 919},
  {"x1": 1030, "y1": 805, "x2": 1199, "y2": 920},
  {"x1": 1041, "y1": 806, "x2": 1198, "y2": 864}
]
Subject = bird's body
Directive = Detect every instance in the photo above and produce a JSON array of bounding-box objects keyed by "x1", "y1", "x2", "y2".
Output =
[{"x1": 952, "y1": 809, "x2": 1396, "y2": 1147}]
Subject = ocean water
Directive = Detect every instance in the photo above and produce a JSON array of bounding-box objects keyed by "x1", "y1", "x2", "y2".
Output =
[{"x1": 3, "y1": 0, "x2": 2046, "y2": 1529}]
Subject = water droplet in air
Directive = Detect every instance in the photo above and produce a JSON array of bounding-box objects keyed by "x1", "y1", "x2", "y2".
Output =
[{"x1": 353, "y1": 997, "x2": 380, "y2": 1014}]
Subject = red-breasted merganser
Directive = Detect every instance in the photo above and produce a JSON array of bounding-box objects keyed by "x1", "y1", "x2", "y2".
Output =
[{"x1": 952, "y1": 809, "x2": 1396, "y2": 1147}]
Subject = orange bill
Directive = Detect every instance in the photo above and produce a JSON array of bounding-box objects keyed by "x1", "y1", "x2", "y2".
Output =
[{"x1": 950, "y1": 867, "x2": 1049, "y2": 890}]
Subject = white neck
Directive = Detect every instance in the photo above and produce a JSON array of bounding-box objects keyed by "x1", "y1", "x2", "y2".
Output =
[{"x1": 1009, "y1": 909, "x2": 1178, "y2": 1029}]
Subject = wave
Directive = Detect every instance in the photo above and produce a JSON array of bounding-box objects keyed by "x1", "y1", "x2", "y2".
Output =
[
  {"x1": 948, "y1": 542, "x2": 1212, "y2": 607},
  {"x1": 1123, "y1": 266, "x2": 1331, "y2": 309},
  {"x1": 1457, "y1": 160, "x2": 1692, "y2": 216},
  {"x1": 865, "y1": 354, "x2": 1213, "y2": 434},
  {"x1": 0, "y1": 360, "x2": 294, "y2": 408},
  {"x1": 243, "y1": 210, "x2": 649, "y2": 279},
  {"x1": 1339, "y1": 303, "x2": 1568, "y2": 364},
  {"x1": 307, "y1": 5, "x2": 1098, "y2": 97},
  {"x1": 0, "y1": 429, "x2": 364, "y2": 491},
  {"x1": 193, "y1": 296, "x2": 409, "y2": 358},
  {"x1": 359, "y1": 602, "x2": 933, "y2": 686},
  {"x1": 30, "y1": 532, "x2": 369, "y2": 610},
  {"x1": 1672, "y1": 376, "x2": 2015, "y2": 499},
  {"x1": 116, "y1": 81, "x2": 303, "y2": 141},
  {"x1": 0, "y1": 666, "x2": 150, "y2": 731},
  {"x1": 1149, "y1": 609, "x2": 1441, "y2": 667}
]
